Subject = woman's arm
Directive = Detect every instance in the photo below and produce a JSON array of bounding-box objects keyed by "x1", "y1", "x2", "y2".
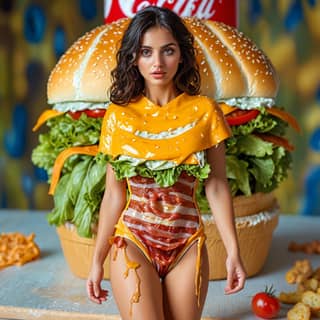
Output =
[
  {"x1": 87, "y1": 163, "x2": 127, "y2": 303},
  {"x1": 205, "y1": 143, "x2": 246, "y2": 294}
]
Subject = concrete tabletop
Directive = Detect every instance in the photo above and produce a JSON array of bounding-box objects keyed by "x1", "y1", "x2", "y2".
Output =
[{"x1": 0, "y1": 210, "x2": 319, "y2": 320}]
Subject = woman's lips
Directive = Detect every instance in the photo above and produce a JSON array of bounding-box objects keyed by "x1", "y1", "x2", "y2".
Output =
[{"x1": 151, "y1": 72, "x2": 166, "y2": 79}]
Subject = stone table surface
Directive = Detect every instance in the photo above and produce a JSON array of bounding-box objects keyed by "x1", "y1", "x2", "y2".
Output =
[{"x1": 0, "y1": 210, "x2": 320, "y2": 320}]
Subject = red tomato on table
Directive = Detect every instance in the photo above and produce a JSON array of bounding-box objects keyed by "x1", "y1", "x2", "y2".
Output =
[{"x1": 251, "y1": 287, "x2": 280, "y2": 319}]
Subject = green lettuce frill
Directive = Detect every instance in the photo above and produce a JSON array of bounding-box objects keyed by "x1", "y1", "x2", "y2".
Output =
[{"x1": 109, "y1": 157, "x2": 211, "y2": 187}]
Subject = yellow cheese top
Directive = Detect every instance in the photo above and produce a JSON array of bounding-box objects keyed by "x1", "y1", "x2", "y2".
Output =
[{"x1": 99, "y1": 93, "x2": 232, "y2": 165}]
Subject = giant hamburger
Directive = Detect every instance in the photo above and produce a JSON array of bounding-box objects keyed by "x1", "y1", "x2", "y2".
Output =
[{"x1": 32, "y1": 17, "x2": 299, "y2": 279}]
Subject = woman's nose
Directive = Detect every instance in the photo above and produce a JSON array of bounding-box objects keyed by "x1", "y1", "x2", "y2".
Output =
[{"x1": 152, "y1": 52, "x2": 163, "y2": 68}]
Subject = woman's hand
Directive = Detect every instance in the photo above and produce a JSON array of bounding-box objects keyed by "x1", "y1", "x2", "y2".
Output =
[
  {"x1": 86, "y1": 164, "x2": 126, "y2": 304},
  {"x1": 86, "y1": 264, "x2": 108, "y2": 304},
  {"x1": 224, "y1": 254, "x2": 246, "y2": 294}
]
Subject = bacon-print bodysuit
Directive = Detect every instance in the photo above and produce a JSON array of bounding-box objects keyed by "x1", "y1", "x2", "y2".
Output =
[{"x1": 114, "y1": 171, "x2": 205, "y2": 277}]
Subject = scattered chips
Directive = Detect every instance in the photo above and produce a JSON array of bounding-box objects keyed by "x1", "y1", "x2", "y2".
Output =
[
  {"x1": 279, "y1": 260, "x2": 320, "y2": 319},
  {"x1": 0, "y1": 232, "x2": 40, "y2": 269},
  {"x1": 289, "y1": 240, "x2": 320, "y2": 254}
]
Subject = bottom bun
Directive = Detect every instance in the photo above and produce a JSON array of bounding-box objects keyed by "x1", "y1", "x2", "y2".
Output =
[
  {"x1": 57, "y1": 193, "x2": 279, "y2": 280},
  {"x1": 232, "y1": 192, "x2": 278, "y2": 217},
  {"x1": 56, "y1": 224, "x2": 109, "y2": 279},
  {"x1": 203, "y1": 209, "x2": 279, "y2": 279}
]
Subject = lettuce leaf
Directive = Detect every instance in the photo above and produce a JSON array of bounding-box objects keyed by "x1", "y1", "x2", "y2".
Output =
[
  {"x1": 224, "y1": 135, "x2": 291, "y2": 196},
  {"x1": 31, "y1": 113, "x2": 102, "y2": 178},
  {"x1": 67, "y1": 157, "x2": 92, "y2": 205},
  {"x1": 226, "y1": 155, "x2": 251, "y2": 195},
  {"x1": 47, "y1": 154, "x2": 107, "y2": 237},
  {"x1": 110, "y1": 157, "x2": 211, "y2": 187},
  {"x1": 47, "y1": 173, "x2": 74, "y2": 226},
  {"x1": 231, "y1": 135, "x2": 273, "y2": 157},
  {"x1": 72, "y1": 155, "x2": 107, "y2": 237},
  {"x1": 254, "y1": 146, "x2": 292, "y2": 193}
]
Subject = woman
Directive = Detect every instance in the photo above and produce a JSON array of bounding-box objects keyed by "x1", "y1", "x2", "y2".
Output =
[{"x1": 87, "y1": 6, "x2": 246, "y2": 320}]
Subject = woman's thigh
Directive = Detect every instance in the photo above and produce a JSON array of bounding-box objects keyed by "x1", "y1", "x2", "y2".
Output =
[
  {"x1": 109, "y1": 240, "x2": 165, "y2": 320},
  {"x1": 162, "y1": 243, "x2": 209, "y2": 320}
]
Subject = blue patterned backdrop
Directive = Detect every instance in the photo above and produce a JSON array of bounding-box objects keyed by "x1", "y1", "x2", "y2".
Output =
[{"x1": 0, "y1": 0, "x2": 319, "y2": 215}]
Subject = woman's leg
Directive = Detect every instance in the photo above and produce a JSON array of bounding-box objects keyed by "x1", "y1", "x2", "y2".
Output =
[
  {"x1": 109, "y1": 240, "x2": 165, "y2": 320},
  {"x1": 162, "y1": 243, "x2": 209, "y2": 320}
]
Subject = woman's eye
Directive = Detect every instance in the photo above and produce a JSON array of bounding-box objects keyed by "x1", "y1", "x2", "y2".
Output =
[
  {"x1": 140, "y1": 49, "x2": 151, "y2": 57},
  {"x1": 163, "y1": 48, "x2": 174, "y2": 55}
]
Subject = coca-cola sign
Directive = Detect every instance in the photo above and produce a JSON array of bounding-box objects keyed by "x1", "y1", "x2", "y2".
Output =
[{"x1": 104, "y1": 0, "x2": 238, "y2": 27}]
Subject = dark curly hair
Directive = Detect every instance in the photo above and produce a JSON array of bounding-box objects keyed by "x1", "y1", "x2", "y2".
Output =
[{"x1": 109, "y1": 6, "x2": 201, "y2": 105}]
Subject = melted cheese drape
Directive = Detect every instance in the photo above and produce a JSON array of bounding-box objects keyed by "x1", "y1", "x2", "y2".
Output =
[{"x1": 99, "y1": 93, "x2": 232, "y2": 164}]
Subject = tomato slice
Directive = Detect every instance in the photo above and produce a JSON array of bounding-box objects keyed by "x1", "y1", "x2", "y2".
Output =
[
  {"x1": 84, "y1": 109, "x2": 106, "y2": 118},
  {"x1": 68, "y1": 111, "x2": 82, "y2": 120},
  {"x1": 255, "y1": 133, "x2": 294, "y2": 151},
  {"x1": 226, "y1": 109, "x2": 260, "y2": 126},
  {"x1": 68, "y1": 109, "x2": 106, "y2": 120},
  {"x1": 266, "y1": 106, "x2": 301, "y2": 133}
]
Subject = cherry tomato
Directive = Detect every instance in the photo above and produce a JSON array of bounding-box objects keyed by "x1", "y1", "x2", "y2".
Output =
[
  {"x1": 226, "y1": 109, "x2": 260, "y2": 126},
  {"x1": 68, "y1": 109, "x2": 106, "y2": 120},
  {"x1": 251, "y1": 287, "x2": 280, "y2": 319}
]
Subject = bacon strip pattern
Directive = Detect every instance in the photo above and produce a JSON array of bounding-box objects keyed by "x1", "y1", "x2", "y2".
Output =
[{"x1": 121, "y1": 172, "x2": 201, "y2": 277}]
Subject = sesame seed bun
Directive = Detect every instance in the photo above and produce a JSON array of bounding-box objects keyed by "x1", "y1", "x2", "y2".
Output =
[
  {"x1": 186, "y1": 18, "x2": 247, "y2": 98},
  {"x1": 203, "y1": 20, "x2": 279, "y2": 98},
  {"x1": 47, "y1": 19, "x2": 129, "y2": 104},
  {"x1": 47, "y1": 18, "x2": 279, "y2": 105}
]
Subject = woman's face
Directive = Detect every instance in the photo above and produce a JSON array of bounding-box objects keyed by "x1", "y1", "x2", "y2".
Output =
[{"x1": 136, "y1": 26, "x2": 181, "y2": 91}]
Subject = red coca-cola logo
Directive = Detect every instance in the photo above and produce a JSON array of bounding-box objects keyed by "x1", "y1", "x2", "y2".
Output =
[{"x1": 104, "y1": 0, "x2": 238, "y2": 27}]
